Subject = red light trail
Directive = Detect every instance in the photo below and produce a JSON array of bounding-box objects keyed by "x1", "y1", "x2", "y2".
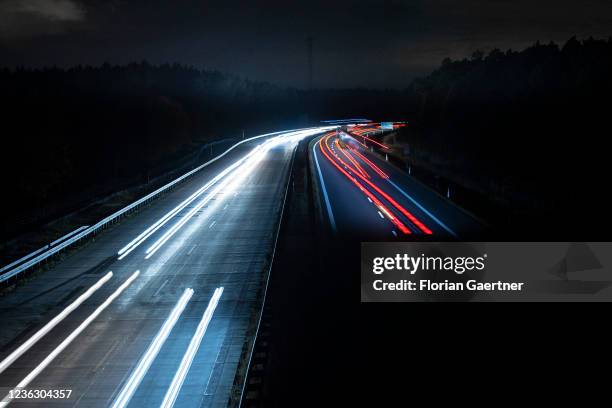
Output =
[
  {"x1": 318, "y1": 131, "x2": 433, "y2": 235},
  {"x1": 319, "y1": 133, "x2": 411, "y2": 234}
]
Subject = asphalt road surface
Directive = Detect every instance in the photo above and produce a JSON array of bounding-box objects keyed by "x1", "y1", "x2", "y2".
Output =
[
  {"x1": 0, "y1": 128, "x2": 329, "y2": 408},
  {"x1": 311, "y1": 130, "x2": 485, "y2": 240}
]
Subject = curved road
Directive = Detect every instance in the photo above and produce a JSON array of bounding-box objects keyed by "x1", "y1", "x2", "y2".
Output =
[{"x1": 311, "y1": 130, "x2": 485, "y2": 240}]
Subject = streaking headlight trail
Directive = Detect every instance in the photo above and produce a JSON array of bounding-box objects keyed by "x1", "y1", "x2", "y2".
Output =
[
  {"x1": 117, "y1": 171, "x2": 231, "y2": 260},
  {"x1": 160, "y1": 287, "x2": 224, "y2": 408},
  {"x1": 0, "y1": 271, "x2": 113, "y2": 375},
  {"x1": 143, "y1": 144, "x2": 268, "y2": 259},
  {"x1": 116, "y1": 145, "x2": 264, "y2": 260},
  {"x1": 116, "y1": 127, "x2": 335, "y2": 261},
  {"x1": 0, "y1": 271, "x2": 140, "y2": 407},
  {"x1": 111, "y1": 288, "x2": 194, "y2": 408}
]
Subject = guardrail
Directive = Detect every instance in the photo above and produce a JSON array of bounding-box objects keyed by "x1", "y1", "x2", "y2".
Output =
[
  {"x1": 0, "y1": 128, "x2": 308, "y2": 284},
  {"x1": 0, "y1": 226, "x2": 89, "y2": 277},
  {"x1": 49, "y1": 225, "x2": 90, "y2": 247}
]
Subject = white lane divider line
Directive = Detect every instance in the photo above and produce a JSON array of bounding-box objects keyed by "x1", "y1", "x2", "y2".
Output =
[
  {"x1": 160, "y1": 287, "x2": 224, "y2": 408},
  {"x1": 115, "y1": 129, "x2": 313, "y2": 261},
  {"x1": 0, "y1": 271, "x2": 140, "y2": 408},
  {"x1": 203, "y1": 345, "x2": 224, "y2": 396},
  {"x1": 145, "y1": 172, "x2": 237, "y2": 259},
  {"x1": 312, "y1": 140, "x2": 337, "y2": 233},
  {"x1": 209, "y1": 221, "x2": 216, "y2": 229},
  {"x1": 117, "y1": 159, "x2": 243, "y2": 260},
  {"x1": 387, "y1": 179, "x2": 458, "y2": 237},
  {"x1": 93, "y1": 339, "x2": 121, "y2": 374},
  {"x1": 144, "y1": 139, "x2": 270, "y2": 260},
  {"x1": 153, "y1": 279, "x2": 169, "y2": 297},
  {"x1": 0, "y1": 271, "x2": 113, "y2": 375},
  {"x1": 111, "y1": 288, "x2": 193, "y2": 408},
  {"x1": 120, "y1": 128, "x2": 332, "y2": 262},
  {"x1": 378, "y1": 211, "x2": 384, "y2": 219}
]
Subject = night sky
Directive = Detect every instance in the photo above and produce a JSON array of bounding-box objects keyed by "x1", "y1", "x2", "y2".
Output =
[{"x1": 1, "y1": 0, "x2": 612, "y2": 88}]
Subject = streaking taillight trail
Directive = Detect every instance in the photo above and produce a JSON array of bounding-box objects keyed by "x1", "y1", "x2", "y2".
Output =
[
  {"x1": 318, "y1": 135, "x2": 411, "y2": 234},
  {"x1": 318, "y1": 131, "x2": 432, "y2": 235}
]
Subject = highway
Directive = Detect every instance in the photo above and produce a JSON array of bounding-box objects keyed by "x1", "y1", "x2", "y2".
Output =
[
  {"x1": 311, "y1": 129, "x2": 485, "y2": 239},
  {"x1": 0, "y1": 127, "x2": 330, "y2": 407}
]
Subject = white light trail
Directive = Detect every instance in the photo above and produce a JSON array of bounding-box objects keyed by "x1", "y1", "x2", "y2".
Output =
[
  {"x1": 119, "y1": 127, "x2": 335, "y2": 261},
  {"x1": 143, "y1": 151, "x2": 260, "y2": 259},
  {"x1": 111, "y1": 288, "x2": 194, "y2": 408},
  {"x1": 160, "y1": 287, "x2": 224, "y2": 408},
  {"x1": 0, "y1": 272, "x2": 113, "y2": 375},
  {"x1": 117, "y1": 155, "x2": 251, "y2": 260},
  {"x1": 113, "y1": 128, "x2": 313, "y2": 259},
  {"x1": 0, "y1": 270, "x2": 140, "y2": 408},
  {"x1": 144, "y1": 135, "x2": 286, "y2": 259}
]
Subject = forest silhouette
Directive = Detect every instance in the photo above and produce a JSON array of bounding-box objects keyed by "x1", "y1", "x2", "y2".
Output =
[
  {"x1": 1, "y1": 36, "x2": 610, "y2": 239},
  {"x1": 399, "y1": 36, "x2": 612, "y2": 237}
]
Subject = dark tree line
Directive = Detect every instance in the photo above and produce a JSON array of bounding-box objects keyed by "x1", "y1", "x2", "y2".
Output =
[
  {"x1": 2, "y1": 36, "x2": 611, "y2": 240},
  {"x1": 0, "y1": 64, "x2": 286, "y2": 236},
  {"x1": 397, "y1": 37, "x2": 612, "y2": 238},
  {"x1": 0, "y1": 62, "x2": 403, "y2": 239}
]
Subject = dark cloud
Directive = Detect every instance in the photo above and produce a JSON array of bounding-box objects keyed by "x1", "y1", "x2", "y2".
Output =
[
  {"x1": 1, "y1": 0, "x2": 612, "y2": 88},
  {"x1": 0, "y1": 0, "x2": 86, "y2": 38}
]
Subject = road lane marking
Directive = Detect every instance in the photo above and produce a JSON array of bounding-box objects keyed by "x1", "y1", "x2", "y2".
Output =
[
  {"x1": 117, "y1": 128, "x2": 334, "y2": 261},
  {"x1": 160, "y1": 287, "x2": 224, "y2": 408},
  {"x1": 0, "y1": 271, "x2": 140, "y2": 407},
  {"x1": 115, "y1": 129, "x2": 324, "y2": 260},
  {"x1": 144, "y1": 144, "x2": 266, "y2": 259},
  {"x1": 387, "y1": 180, "x2": 458, "y2": 237},
  {"x1": 111, "y1": 288, "x2": 193, "y2": 408},
  {"x1": 121, "y1": 129, "x2": 333, "y2": 261},
  {"x1": 312, "y1": 140, "x2": 337, "y2": 232},
  {"x1": 203, "y1": 345, "x2": 224, "y2": 396},
  {"x1": 378, "y1": 211, "x2": 384, "y2": 219},
  {"x1": 0, "y1": 271, "x2": 113, "y2": 375},
  {"x1": 319, "y1": 134, "x2": 411, "y2": 234},
  {"x1": 209, "y1": 221, "x2": 216, "y2": 229},
  {"x1": 117, "y1": 155, "x2": 249, "y2": 260},
  {"x1": 153, "y1": 279, "x2": 169, "y2": 297},
  {"x1": 93, "y1": 339, "x2": 120, "y2": 374}
]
